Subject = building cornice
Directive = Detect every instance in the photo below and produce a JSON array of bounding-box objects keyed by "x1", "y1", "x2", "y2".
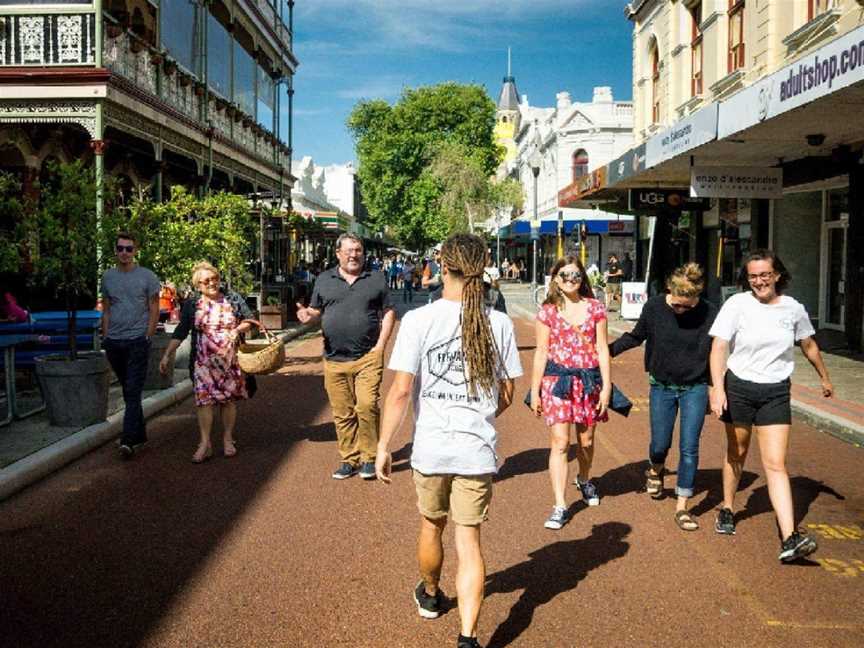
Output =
[
  {"x1": 671, "y1": 44, "x2": 687, "y2": 58},
  {"x1": 782, "y1": 9, "x2": 841, "y2": 54},
  {"x1": 0, "y1": 67, "x2": 111, "y2": 85},
  {"x1": 699, "y1": 11, "x2": 723, "y2": 33}
]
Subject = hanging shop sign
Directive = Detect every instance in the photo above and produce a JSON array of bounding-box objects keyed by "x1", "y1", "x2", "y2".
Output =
[
  {"x1": 607, "y1": 143, "x2": 647, "y2": 186},
  {"x1": 718, "y1": 23, "x2": 864, "y2": 138},
  {"x1": 628, "y1": 188, "x2": 710, "y2": 212},
  {"x1": 690, "y1": 166, "x2": 783, "y2": 199},
  {"x1": 558, "y1": 167, "x2": 607, "y2": 206},
  {"x1": 645, "y1": 103, "x2": 718, "y2": 168}
]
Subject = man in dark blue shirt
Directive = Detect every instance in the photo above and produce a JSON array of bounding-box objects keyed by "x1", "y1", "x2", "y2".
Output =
[{"x1": 297, "y1": 233, "x2": 395, "y2": 480}]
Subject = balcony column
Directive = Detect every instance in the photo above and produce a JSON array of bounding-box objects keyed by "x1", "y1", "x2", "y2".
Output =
[{"x1": 91, "y1": 102, "x2": 106, "y2": 267}]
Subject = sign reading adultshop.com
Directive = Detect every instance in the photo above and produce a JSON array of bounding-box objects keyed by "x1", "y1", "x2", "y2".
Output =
[
  {"x1": 718, "y1": 23, "x2": 864, "y2": 138},
  {"x1": 690, "y1": 166, "x2": 783, "y2": 199}
]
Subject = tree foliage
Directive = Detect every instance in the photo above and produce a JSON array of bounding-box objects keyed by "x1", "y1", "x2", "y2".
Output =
[
  {"x1": 348, "y1": 83, "x2": 503, "y2": 248},
  {"x1": 102, "y1": 187, "x2": 257, "y2": 294}
]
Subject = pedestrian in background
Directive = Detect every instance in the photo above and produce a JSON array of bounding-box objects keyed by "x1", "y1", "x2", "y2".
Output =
[
  {"x1": 531, "y1": 256, "x2": 611, "y2": 530},
  {"x1": 376, "y1": 233, "x2": 522, "y2": 648},
  {"x1": 160, "y1": 261, "x2": 254, "y2": 463},
  {"x1": 297, "y1": 233, "x2": 395, "y2": 480},
  {"x1": 604, "y1": 253, "x2": 624, "y2": 311},
  {"x1": 100, "y1": 232, "x2": 160, "y2": 459},
  {"x1": 402, "y1": 257, "x2": 416, "y2": 303},
  {"x1": 621, "y1": 251, "x2": 634, "y2": 282},
  {"x1": 610, "y1": 263, "x2": 718, "y2": 531},
  {"x1": 709, "y1": 249, "x2": 832, "y2": 562}
]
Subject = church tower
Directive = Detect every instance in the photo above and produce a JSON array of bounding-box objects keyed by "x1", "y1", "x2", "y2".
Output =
[{"x1": 494, "y1": 49, "x2": 520, "y2": 165}]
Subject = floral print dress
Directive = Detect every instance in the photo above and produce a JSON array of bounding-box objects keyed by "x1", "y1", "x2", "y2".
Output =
[
  {"x1": 193, "y1": 296, "x2": 248, "y2": 406},
  {"x1": 537, "y1": 299, "x2": 608, "y2": 426}
]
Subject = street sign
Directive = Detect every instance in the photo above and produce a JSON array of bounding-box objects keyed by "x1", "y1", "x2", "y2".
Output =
[
  {"x1": 530, "y1": 227, "x2": 540, "y2": 241},
  {"x1": 628, "y1": 188, "x2": 709, "y2": 212}
]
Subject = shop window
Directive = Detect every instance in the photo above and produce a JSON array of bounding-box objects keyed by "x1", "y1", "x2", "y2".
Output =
[
  {"x1": 651, "y1": 44, "x2": 661, "y2": 124},
  {"x1": 257, "y1": 63, "x2": 275, "y2": 133},
  {"x1": 827, "y1": 187, "x2": 849, "y2": 222},
  {"x1": 571, "y1": 149, "x2": 589, "y2": 182},
  {"x1": 208, "y1": 13, "x2": 231, "y2": 99},
  {"x1": 691, "y1": 3, "x2": 703, "y2": 96},
  {"x1": 234, "y1": 44, "x2": 256, "y2": 118},
  {"x1": 809, "y1": 0, "x2": 838, "y2": 20},
  {"x1": 160, "y1": 0, "x2": 198, "y2": 73},
  {"x1": 728, "y1": 0, "x2": 745, "y2": 73}
]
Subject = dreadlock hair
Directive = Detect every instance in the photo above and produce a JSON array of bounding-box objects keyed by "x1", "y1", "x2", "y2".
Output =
[
  {"x1": 440, "y1": 233, "x2": 500, "y2": 398},
  {"x1": 543, "y1": 256, "x2": 593, "y2": 307}
]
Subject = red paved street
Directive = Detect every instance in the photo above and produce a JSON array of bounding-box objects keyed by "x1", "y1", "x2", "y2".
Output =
[{"x1": 0, "y1": 311, "x2": 862, "y2": 648}]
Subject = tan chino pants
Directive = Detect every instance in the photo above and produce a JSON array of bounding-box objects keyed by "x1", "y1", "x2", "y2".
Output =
[{"x1": 323, "y1": 348, "x2": 384, "y2": 465}]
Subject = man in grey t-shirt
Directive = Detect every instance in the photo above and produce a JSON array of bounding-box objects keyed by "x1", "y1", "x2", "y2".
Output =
[{"x1": 101, "y1": 232, "x2": 160, "y2": 459}]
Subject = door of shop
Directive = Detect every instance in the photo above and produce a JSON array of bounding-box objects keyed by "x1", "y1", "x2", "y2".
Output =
[{"x1": 821, "y1": 221, "x2": 847, "y2": 330}]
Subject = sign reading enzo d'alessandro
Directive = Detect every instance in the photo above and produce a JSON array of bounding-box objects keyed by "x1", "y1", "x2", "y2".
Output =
[
  {"x1": 719, "y1": 23, "x2": 864, "y2": 138},
  {"x1": 690, "y1": 166, "x2": 783, "y2": 199}
]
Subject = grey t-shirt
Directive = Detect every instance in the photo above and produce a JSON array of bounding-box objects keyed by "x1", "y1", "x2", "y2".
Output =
[{"x1": 101, "y1": 266, "x2": 161, "y2": 340}]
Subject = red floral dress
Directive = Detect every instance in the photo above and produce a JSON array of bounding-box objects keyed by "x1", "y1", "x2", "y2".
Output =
[
  {"x1": 537, "y1": 300, "x2": 608, "y2": 426},
  {"x1": 193, "y1": 296, "x2": 248, "y2": 406}
]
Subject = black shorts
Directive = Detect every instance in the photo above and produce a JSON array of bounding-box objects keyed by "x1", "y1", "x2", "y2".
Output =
[{"x1": 721, "y1": 371, "x2": 791, "y2": 427}]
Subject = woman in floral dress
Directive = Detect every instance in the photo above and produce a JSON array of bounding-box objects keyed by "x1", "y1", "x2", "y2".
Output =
[
  {"x1": 530, "y1": 256, "x2": 611, "y2": 530},
  {"x1": 160, "y1": 261, "x2": 253, "y2": 462}
]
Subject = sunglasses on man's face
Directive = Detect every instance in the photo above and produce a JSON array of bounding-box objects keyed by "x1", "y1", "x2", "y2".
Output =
[
  {"x1": 558, "y1": 271, "x2": 583, "y2": 282},
  {"x1": 669, "y1": 301, "x2": 696, "y2": 311},
  {"x1": 116, "y1": 245, "x2": 134, "y2": 253}
]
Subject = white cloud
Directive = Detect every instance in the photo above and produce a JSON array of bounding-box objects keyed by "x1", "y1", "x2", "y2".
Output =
[
  {"x1": 295, "y1": 0, "x2": 588, "y2": 52},
  {"x1": 334, "y1": 75, "x2": 410, "y2": 100}
]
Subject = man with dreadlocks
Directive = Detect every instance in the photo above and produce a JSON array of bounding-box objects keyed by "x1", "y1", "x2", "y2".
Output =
[{"x1": 376, "y1": 233, "x2": 523, "y2": 648}]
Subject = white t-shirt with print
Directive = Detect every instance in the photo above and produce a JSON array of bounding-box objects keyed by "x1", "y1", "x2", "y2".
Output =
[
  {"x1": 709, "y1": 292, "x2": 815, "y2": 383},
  {"x1": 388, "y1": 298, "x2": 523, "y2": 475}
]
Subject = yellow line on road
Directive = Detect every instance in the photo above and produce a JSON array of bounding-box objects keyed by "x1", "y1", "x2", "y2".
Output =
[{"x1": 765, "y1": 620, "x2": 864, "y2": 630}]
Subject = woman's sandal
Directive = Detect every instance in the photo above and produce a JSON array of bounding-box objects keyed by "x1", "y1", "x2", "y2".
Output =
[
  {"x1": 192, "y1": 444, "x2": 213, "y2": 464},
  {"x1": 675, "y1": 510, "x2": 699, "y2": 532},
  {"x1": 224, "y1": 439, "x2": 238, "y2": 458},
  {"x1": 645, "y1": 468, "x2": 664, "y2": 498}
]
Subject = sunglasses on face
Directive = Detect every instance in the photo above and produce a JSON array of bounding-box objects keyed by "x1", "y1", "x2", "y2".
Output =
[
  {"x1": 199, "y1": 277, "x2": 220, "y2": 286},
  {"x1": 670, "y1": 301, "x2": 696, "y2": 311},
  {"x1": 558, "y1": 271, "x2": 582, "y2": 282},
  {"x1": 116, "y1": 245, "x2": 134, "y2": 253}
]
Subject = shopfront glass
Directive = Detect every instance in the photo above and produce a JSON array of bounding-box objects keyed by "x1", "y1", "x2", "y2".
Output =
[
  {"x1": 257, "y1": 65, "x2": 275, "y2": 132},
  {"x1": 208, "y1": 13, "x2": 231, "y2": 99},
  {"x1": 234, "y1": 45, "x2": 256, "y2": 118},
  {"x1": 160, "y1": 0, "x2": 197, "y2": 73}
]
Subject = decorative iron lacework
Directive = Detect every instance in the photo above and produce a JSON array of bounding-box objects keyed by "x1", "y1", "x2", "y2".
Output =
[{"x1": 0, "y1": 13, "x2": 96, "y2": 65}]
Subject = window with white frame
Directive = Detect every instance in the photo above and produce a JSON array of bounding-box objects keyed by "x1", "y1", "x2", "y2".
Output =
[
  {"x1": 728, "y1": 0, "x2": 745, "y2": 73},
  {"x1": 691, "y1": 2, "x2": 703, "y2": 96}
]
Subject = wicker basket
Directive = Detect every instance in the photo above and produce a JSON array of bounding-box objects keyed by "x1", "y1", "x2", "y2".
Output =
[{"x1": 236, "y1": 320, "x2": 285, "y2": 375}]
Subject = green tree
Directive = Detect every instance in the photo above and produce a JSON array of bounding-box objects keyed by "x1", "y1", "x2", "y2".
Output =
[
  {"x1": 348, "y1": 83, "x2": 501, "y2": 249},
  {"x1": 102, "y1": 187, "x2": 257, "y2": 294}
]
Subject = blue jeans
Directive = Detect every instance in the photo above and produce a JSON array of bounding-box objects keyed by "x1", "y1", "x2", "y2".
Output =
[
  {"x1": 104, "y1": 336, "x2": 151, "y2": 447},
  {"x1": 648, "y1": 382, "x2": 708, "y2": 497}
]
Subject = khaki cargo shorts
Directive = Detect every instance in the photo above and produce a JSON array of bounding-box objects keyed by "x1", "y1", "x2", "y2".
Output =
[
  {"x1": 606, "y1": 282, "x2": 622, "y2": 296},
  {"x1": 412, "y1": 470, "x2": 493, "y2": 526}
]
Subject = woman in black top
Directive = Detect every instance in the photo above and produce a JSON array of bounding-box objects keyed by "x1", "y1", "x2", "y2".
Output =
[{"x1": 610, "y1": 263, "x2": 718, "y2": 531}]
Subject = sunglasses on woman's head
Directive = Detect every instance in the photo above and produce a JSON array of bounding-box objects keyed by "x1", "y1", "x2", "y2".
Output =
[{"x1": 558, "y1": 271, "x2": 582, "y2": 282}]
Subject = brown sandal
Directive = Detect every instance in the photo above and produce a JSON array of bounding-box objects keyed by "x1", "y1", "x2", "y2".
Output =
[
  {"x1": 645, "y1": 468, "x2": 664, "y2": 498},
  {"x1": 675, "y1": 510, "x2": 699, "y2": 532}
]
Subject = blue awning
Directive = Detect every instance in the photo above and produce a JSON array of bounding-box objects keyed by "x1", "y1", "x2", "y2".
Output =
[{"x1": 502, "y1": 220, "x2": 619, "y2": 236}]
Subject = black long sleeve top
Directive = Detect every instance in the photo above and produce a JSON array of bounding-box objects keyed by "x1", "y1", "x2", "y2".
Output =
[{"x1": 609, "y1": 294, "x2": 719, "y2": 385}]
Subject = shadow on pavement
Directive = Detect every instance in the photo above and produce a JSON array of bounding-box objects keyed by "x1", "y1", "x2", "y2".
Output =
[
  {"x1": 688, "y1": 469, "x2": 759, "y2": 517},
  {"x1": 495, "y1": 446, "x2": 578, "y2": 483},
  {"x1": 0, "y1": 371, "x2": 331, "y2": 647},
  {"x1": 735, "y1": 476, "x2": 845, "y2": 531},
  {"x1": 484, "y1": 521, "x2": 632, "y2": 648}
]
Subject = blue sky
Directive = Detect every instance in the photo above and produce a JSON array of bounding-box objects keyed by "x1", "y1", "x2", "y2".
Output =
[{"x1": 292, "y1": 0, "x2": 634, "y2": 166}]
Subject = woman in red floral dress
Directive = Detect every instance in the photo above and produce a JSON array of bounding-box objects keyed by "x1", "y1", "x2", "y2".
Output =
[{"x1": 530, "y1": 256, "x2": 611, "y2": 530}]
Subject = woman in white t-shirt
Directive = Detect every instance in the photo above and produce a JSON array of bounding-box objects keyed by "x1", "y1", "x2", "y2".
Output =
[{"x1": 708, "y1": 249, "x2": 833, "y2": 563}]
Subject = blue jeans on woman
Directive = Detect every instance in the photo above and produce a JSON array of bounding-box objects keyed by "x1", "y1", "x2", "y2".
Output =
[{"x1": 648, "y1": 382, "x2": 708, "y2": 498}]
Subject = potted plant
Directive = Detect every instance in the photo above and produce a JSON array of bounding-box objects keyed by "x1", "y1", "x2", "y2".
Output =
[
  {"x1": 17, "y1": 161, "x2": 113, "y2": 427},
  {"x1": 259, "y1": 294, "x2": 287, "y2": 330},
  {"x1": 587, "y1": 266, "x2": 606, "y2": 303}
]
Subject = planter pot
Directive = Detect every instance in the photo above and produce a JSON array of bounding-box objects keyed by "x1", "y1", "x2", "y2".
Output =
[
  {"x1": 144, "y1": 333, "x2": 175, "y2": 391},
  {"x1": 35, "y1": 352, "x2": 110, "y2": 427},
  {"x1": 129, "y1": 37, "x2": 145, "y2": 54},
  {"x1": 106, "y1": 24, "x2": 123, "y2": 38},
  {"x1": 163, "y1": 59, "x2": 176, "y2": 76},
  {"x1": 259, "y1": 304, "x2": 287, "y2": 330}
]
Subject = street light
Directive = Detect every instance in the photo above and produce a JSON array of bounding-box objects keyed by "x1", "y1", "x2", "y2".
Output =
[{"x1": 528, "y1": 149, "x2": 542, "y2": 292}]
